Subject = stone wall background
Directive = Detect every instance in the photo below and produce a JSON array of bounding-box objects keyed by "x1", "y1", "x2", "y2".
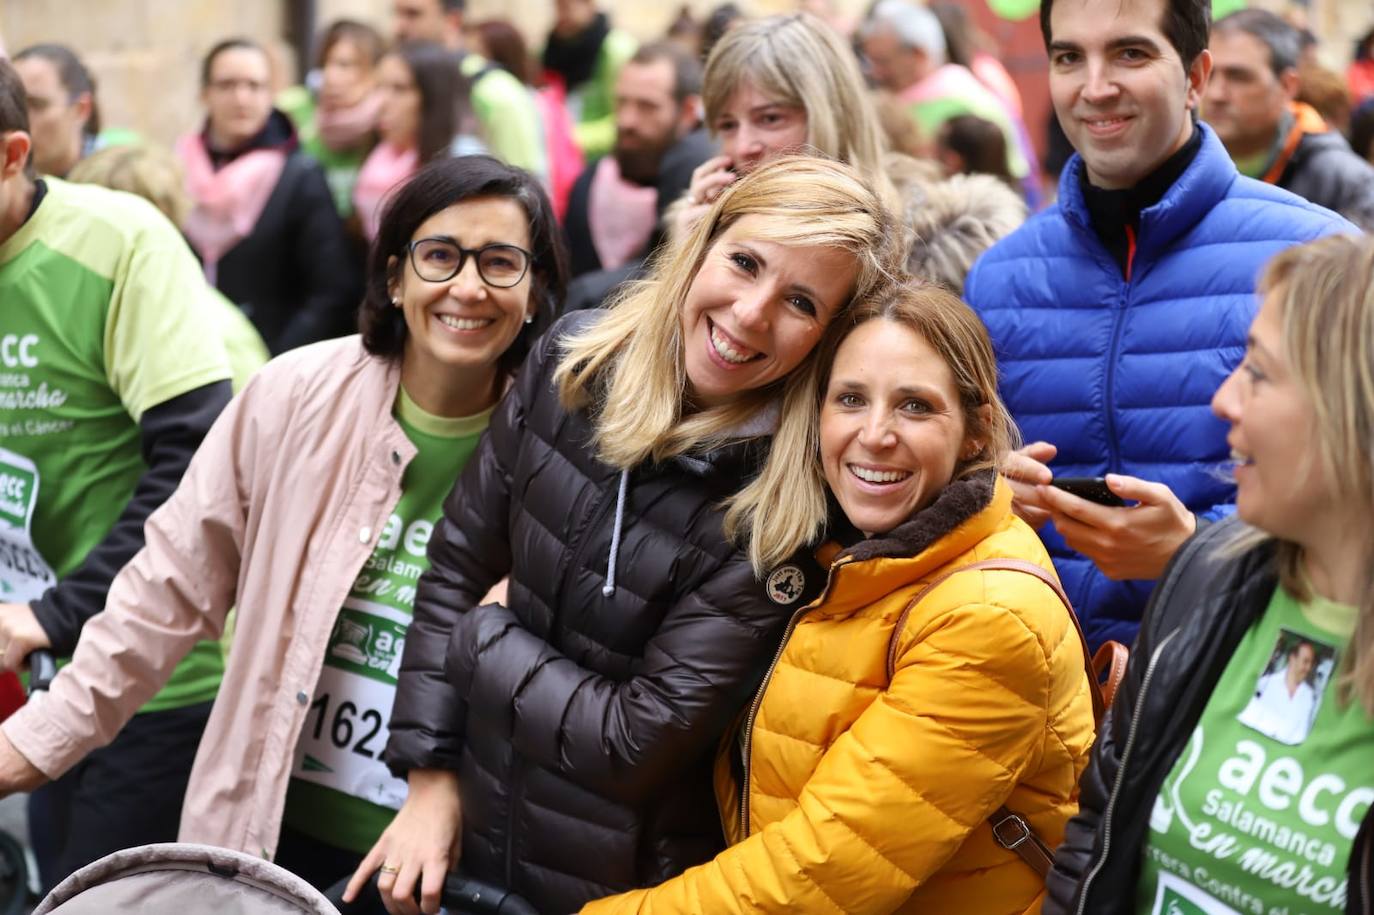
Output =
[{"x1": 2, "y1": 0, "x2": 1370, "y2": 150}]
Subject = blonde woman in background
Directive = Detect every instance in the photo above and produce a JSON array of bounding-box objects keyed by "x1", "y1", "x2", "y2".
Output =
[
  {"x1": 69, "y1": 144, "x2": 270, "y2": 391},
  {"x1": 672, "y1": 12, "x2": 902, "y2": 236}
]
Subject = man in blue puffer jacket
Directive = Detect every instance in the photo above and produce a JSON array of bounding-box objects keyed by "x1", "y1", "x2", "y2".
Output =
[{"x1": 964, "y1": 0, "x2": 1355, "y2": 651}]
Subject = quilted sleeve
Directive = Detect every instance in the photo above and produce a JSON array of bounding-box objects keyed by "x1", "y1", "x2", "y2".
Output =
[{"x1": 581, "y1": 592, "x2": 1067, "y2": 915}]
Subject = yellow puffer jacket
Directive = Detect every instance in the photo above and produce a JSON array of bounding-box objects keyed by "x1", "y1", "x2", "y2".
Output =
[{"x1": 583, "y1": 472, "x2": 1096, "y2": 914}]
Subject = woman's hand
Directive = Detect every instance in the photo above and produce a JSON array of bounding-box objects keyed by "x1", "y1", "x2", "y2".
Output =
[
  {"x1": 0, "y1": 603, "x2": 51, "y2": 673},
  {"x1": 673, "y1": 155, "x2": 738, "y2": 239},
  {"x1": 0, "y1": 730, "x2": 46, "y2": 797},
  {"x1": 344, "y1": 768, "x2": 463, "y2": 915}
]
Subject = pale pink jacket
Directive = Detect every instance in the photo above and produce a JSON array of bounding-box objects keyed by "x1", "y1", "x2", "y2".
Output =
[{"x1": 3, "y1": 336, "x2": 420, "y2": 859}]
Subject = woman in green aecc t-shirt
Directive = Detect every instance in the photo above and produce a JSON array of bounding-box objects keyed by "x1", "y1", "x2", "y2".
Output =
[{"x1": 1044, "y1": 233, "x2": 1374, "y2": 915}]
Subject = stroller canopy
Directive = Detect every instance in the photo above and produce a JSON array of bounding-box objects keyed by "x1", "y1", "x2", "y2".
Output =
[{"x1": 34, "y1": 843, "x2": 339, "y2": 914}]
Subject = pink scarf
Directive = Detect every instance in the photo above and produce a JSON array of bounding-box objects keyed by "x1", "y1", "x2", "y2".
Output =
[
  {"x1": 316, "y1": 89, "x2": 383, "y2": 152},
  {"x1": 176, "y1": 132, "x2": 288, "y2": 285},
  {"x1": 588, "y1": 156, "x2": 658, "y2": 270},
  {"x1": 354, "y1": 142, "x2": 420, "y2": 242}
]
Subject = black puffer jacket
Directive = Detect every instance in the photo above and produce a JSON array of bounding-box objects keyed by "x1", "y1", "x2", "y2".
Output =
[
  {"x1": 1280, "y1": 129, "x2": 1374, "y2": 231},
  {"x1": 385, "y1": 312, "x2": 821, "y2": 912},
  {"x1": 1045, "y1": 518, "x2": 1374, "y2": 914}
]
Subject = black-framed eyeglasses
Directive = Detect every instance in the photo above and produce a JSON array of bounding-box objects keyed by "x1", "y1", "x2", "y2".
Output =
[{"x1": 406, "y1": 238, "x2": 533, "y2": 288}]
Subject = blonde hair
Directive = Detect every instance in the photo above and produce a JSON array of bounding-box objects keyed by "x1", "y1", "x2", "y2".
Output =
[
  {"x1": 555, "y1": 156, "x2": 899, "y2": 572},
  {"x1": 769, "y1": 278, "x2": 1017, "y2": 543},
  {"x1": 67, "y1": 144, "x2": 191, "y2": 226},
  {"x1": 902, "y1": 173, "x2": 1028, "y2": 294},
  {"x1": 702, "y1": 13, "x2": 897, "y2": 210},
  {"x1": 1237, "y1": 234, "x2": 1374, "y2": 712}
]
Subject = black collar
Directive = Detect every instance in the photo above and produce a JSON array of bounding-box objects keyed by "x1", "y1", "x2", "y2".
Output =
[
  {"x1": 204, "y1": 109, "x2": 296, "y2": 170},
  {"x1": 1079, "y1": 125, "x2": 1203, "y2": 274}
]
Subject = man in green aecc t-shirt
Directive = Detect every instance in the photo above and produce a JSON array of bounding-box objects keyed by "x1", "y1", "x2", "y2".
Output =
[{"x1": 0, "y1": 58, "x2": 234, "y2": 891}]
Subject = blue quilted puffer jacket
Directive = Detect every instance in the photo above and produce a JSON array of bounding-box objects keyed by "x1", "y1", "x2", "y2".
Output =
[{"x1": 964, "y1": 124, "x2": 1353, "y2": 651}]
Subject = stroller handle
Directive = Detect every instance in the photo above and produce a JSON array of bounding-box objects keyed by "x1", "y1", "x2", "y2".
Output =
[
  {"x1": 323, "y1": 871, "x2": 539, "y2": 915},
  {"x1": 27, "y1": 650, "x2": 56, "y2": 694}
]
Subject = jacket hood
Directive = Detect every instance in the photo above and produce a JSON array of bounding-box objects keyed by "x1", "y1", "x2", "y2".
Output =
[{"x1": 841, "y1": 468, "x2": 998, "y2": 563}]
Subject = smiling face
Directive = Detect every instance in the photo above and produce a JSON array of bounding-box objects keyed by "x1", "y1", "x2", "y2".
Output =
[
  {"x1": 202, "y1": 46, "x2": 274, "y2": 151},
  {"x1": 391, "y1": 197, "x2": 534, "y2": 390},
  {"x1": 679, "y1": 215, "x2": 857, "y2": 409},
  {"x1": 712, "y1": 81, "x2": 808, "y2": 175},
  {"x1": 1211, "y1": 288, "x2": 1332, "y2": 545},
  {"x1": 1047, "y1": 0, "x2": 1211, "y2": 190},
  {"x1": 821, "y1": 319, "x2": 977, "y2": 536},
  {"x1": 376, "y1": 54, "x2": 421, "y2": 147}
]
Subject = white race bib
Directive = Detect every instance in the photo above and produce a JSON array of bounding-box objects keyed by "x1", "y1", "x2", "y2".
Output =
[
  {"x1": 0, "y1": 447, "x2": 57, "y2": 602},
  {"x1": 290, "y1": 597, "x2": 410, "y2": 809}
]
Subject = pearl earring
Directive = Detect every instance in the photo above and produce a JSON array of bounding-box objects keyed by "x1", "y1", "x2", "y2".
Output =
[
  {"x1": 524, "y1": 313, "x2": 535, "y2": 325},
  {"x1": 391, "y1": 297, "x2": 400, "y2": 307}
]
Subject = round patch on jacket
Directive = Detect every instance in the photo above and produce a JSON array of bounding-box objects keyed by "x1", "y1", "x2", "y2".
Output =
[{"x1": 766, "y1": 565, "x2": 806, "y2": 605}]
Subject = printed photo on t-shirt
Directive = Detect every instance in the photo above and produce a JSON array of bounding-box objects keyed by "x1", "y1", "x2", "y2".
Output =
[{"x1": 1235, "y1": 628, "x2": 1337, "y2": 746}]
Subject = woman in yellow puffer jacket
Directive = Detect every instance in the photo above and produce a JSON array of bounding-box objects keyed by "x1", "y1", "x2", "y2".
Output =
[{"x1": 584, "y1": 280, "x2": 1097, "y2": 914}]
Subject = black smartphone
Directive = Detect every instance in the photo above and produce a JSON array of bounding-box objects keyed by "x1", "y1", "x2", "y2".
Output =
[{"x1": 1049, "y1": 476, "x2": 1126, "y2": 507}]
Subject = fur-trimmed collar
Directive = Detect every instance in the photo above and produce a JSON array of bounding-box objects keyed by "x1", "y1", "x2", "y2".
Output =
[{"x1": 838, "y1": 469, "x2": 997, "y2": 564}]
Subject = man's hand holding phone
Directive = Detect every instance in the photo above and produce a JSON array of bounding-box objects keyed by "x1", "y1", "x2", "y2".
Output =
[
  {"x1": 1002, "y1": 441, "x2": 1057, "y2": 529},
  {"x1": 1037, "y1": 473, "x2": 1196, "y2": 580}
]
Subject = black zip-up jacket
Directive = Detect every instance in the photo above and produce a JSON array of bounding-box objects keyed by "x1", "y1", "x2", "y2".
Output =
[
  {"x1": 1279, "y1": 129, "x2": 1374, "y2": 231},
  {"x1": 1045, "y1": 518, "x2": 1374, "y2": 914},
  {"x1": 384, "y1": 312, "x2": 823, "y2": 913}
]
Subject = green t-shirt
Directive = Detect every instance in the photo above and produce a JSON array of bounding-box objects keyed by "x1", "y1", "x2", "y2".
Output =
[
  {"x1": 0, "y1": 178, "x2": 232, "y2": 711},
  {"x1": 282, "y1": 387, "x2": 492, "y2": 855},
  {"x1": 464, "y1": 55, "x2": 548, "y2": 179},
  {"x1": 1137, "y1": 585, "x2": 1370, "y2": 915},
  {"x1": 565, "y1": 28, "x2": 638, "y2": 159}
]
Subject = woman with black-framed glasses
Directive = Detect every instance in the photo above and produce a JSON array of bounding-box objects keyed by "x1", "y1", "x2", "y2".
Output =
[{"x1": 0, "y1": 154, "x2": 568, "y2": 914}]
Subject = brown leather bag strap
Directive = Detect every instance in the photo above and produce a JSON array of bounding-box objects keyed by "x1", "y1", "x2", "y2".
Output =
[
  {"x1": 883, "y1": 558, "x2": 1115, "y2": 881},
  {"x1": 1093, "y1": 641, "x2": 1129, "y2": 712},
  {"x1": 989, "y1": 805, "x2": 1055, "y2": 878},
  {"x1": 885, "y1": 558, "x2": 1099, "y2": 714}
]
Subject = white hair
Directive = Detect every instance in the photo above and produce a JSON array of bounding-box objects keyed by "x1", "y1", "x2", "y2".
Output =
[{"x1": 863, "y1": 0, "x2": 948, "y2": 65}]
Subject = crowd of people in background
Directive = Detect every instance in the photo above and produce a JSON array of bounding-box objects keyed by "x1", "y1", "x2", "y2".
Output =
[{"x1": 0, "y1": 0, "x2": 1373, "y2": 913}]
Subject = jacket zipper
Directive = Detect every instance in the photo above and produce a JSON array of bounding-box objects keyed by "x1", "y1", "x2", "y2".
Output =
[
  {"x1": 1074, "y1": 629, "x2": 1178, "y2": 915},
  {"x1": 738, "y1": 561, "x2": 844, "y2": 836},
  {"x1": 1102, "y1": 274, "x2": 1130, "y2": 473}
]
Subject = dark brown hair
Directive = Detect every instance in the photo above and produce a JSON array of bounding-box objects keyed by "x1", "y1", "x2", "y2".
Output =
[
  {"x1": 1040, "y1": 0, "x2": 1210, "y2": 73},
  {"x1": 473, "y1": 20, "x2": 533, "y2": 86},
  {"x1": 14, "y1": 43, "x2": 102, "y2": 137},
  {"x1": 359, "y1": 155, "x2": 569, "y2": 377},
  {"x1": 387, "y1": 41, "x2": 476, "y2": 164},
  {"x1": 201, "y1": 37, "x2": 267, "y2": 88},
  {"x1": 0, "y1": 59, "x2": 30, "y2": 135},
  {"x1": 315, "y1": 19, "x2": 385, "y2": 71}
]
